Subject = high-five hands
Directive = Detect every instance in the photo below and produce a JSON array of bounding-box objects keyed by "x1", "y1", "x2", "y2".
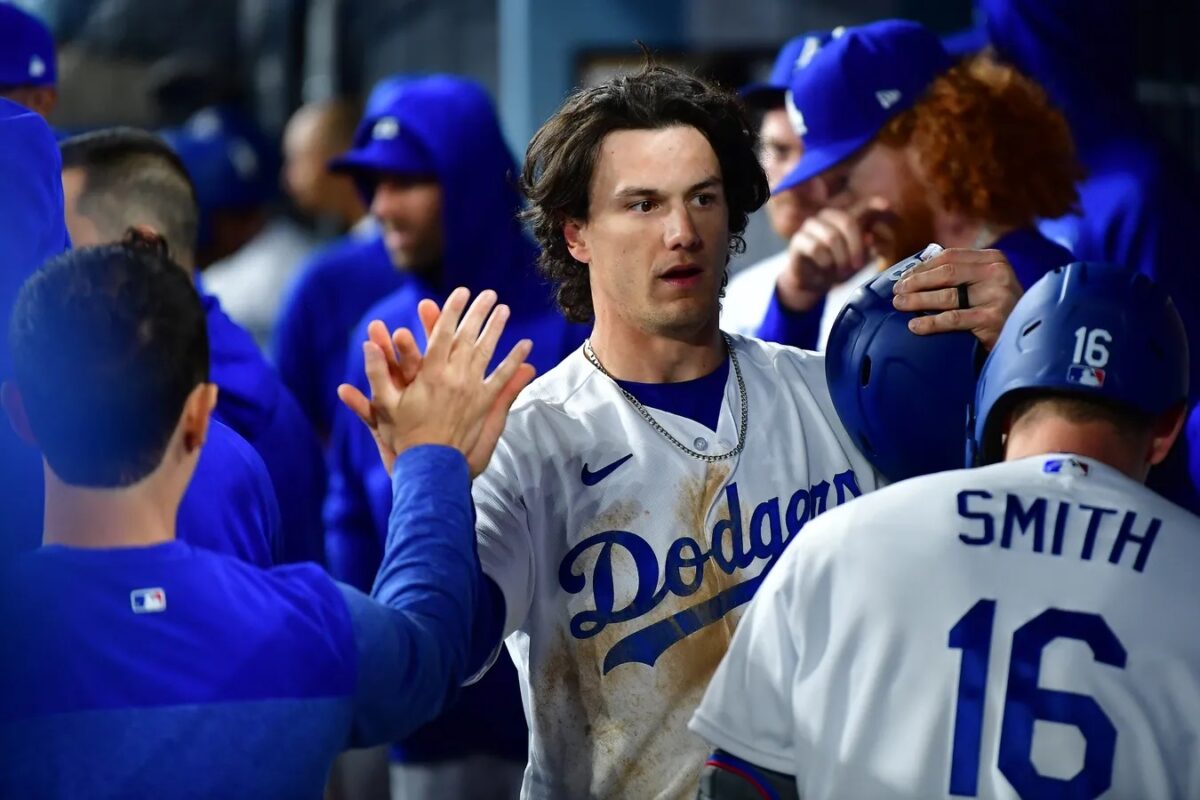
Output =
[{"x1": 337, "y1": 288, "x2": 537, "y2": 477}]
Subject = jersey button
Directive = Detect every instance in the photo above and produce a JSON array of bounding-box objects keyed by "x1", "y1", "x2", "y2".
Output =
[{"x1": 693, "y1": 437, "x2": 709, "y2": 452}]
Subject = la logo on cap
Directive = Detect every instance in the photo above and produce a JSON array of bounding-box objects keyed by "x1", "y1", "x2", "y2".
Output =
[
  {"x1": 28, "y1": 55, "x2": 45, "y2": 79},
  {"x1": 876, "y1": 89, "x2": 902, "y2": 110},
  {"x1": 373, "y1": 117, "x2": 400, "y2": 141},
  {"x1": 784, "y1": 92, "x2": 807, "y2": 136}
]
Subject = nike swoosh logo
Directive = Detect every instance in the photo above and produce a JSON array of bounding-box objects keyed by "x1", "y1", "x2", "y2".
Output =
[{"x1": 580, "y1": 453, "x2": 634, "y2": 486}]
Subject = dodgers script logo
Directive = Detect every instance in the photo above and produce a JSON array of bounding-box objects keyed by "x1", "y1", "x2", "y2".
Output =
[{"x1": 560, "y1": 469, "x2": 862, "y2": 673}]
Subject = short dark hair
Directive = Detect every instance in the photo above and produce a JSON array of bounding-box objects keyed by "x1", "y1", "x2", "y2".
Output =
[
  {"x1": 520, "y1": 63, "x2": 771, "y2": 323},
  {"x1": 8, "y1": 232, "x2": 210, "y2": 487},
  {"x1": 1003, "y1": 390, "x2": 1156, "y2": 456},
  {"x1": 60, "y1": 128, "x2": 200, "y2": 268}
]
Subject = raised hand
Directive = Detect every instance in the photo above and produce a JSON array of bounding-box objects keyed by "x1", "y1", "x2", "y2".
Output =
[
  {"x1": 337, "y1": 288, "x2": 536, "y2": 475},
  {"x1": 891, "y1": 248, "x2": 1022, "y2": 349}
]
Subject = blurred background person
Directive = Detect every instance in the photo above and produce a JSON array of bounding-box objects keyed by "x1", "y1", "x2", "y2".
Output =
[
  {"x1": 165, "y1": 106, "x2": 318, "y2": 347},
  {"x1": 59, "y1": 128, "x2": 327, "y2": 566},
  {"x1": 273, "y1": 87, "x2": 403, "y2": 442},
  {"x1": 722, "y1": 29, "x2": 834, "y2": 336},
  {"x1": 0, "y1": 3, "x2": 57, "y2": 117},
  {"x1": 758, "y1": 20, "x2": 1079, "y2": 350}
]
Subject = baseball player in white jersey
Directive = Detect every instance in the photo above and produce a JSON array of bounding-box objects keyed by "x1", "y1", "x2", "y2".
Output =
[
  {"x1": 691, "y1": 261, "x2": 1198, "y2": 799},
  {"x1": 414, "y1": 61, "x2": 1027, "y2": 800}
]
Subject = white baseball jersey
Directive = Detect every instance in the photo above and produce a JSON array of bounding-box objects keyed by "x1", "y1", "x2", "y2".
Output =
[
  {"x1": 691, "y1": 454, "x2": 1200, "y2": 799},
  {"x1": 472, "y1": 333, "x2": 881, "y2": 799},
  {"x1": 722, "y1": 250, "x2": 877, "y2": 349}
]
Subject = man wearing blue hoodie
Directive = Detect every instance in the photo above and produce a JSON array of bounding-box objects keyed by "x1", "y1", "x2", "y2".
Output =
[
  {"x1": 58, "y1": 128, "x2": 327, "y2": 565},
  {"x1": 325, "y1": 75, "x2": 585, "y2": 799},
  {"x1": 0, "y1": 101, "x2": 280, "y2": 567}
]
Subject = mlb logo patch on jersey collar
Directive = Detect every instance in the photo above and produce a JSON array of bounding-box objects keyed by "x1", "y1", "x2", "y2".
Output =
[
  {"x1": 131, "y1": 587, "x2": 167, "y2": 614},
  {"x1": 1043, "y1": 457, "x2": 1090, "y2": 477}
]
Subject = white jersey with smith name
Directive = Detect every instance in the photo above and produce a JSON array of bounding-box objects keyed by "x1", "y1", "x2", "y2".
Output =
[
  {"x1": 691, "y1": 454, "x2": 1200, "y2": 799},
  {"x1": 472, "y1": 333, "x2": 880, "y2": 799}
]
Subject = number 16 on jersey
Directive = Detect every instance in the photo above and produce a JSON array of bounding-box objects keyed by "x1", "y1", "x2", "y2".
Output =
[{"x1": 947, "y1": 599, "x2": 1127, "y2": 799}]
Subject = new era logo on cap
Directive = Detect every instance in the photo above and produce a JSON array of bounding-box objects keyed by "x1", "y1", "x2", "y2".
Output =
[
  {"x1": 131, "y1": 587, "x2": 167, "y2": 614},
  {"x1": 876, "y1": 89, "x2": 902, "y2": 109},
  {"x1": 28, "y1": 55, "x2": 45, "y2": 79},
  {"x1": 372, "y1": 117, "x2": 400, "y2": 141}
]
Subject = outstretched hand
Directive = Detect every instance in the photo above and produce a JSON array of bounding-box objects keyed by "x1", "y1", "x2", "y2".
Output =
[{"x1": 337, "y1": 288, "x2": 536, "y2": 476}]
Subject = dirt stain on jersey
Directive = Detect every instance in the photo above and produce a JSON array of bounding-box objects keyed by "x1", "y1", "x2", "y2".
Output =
[{"x1": 534, "y1": 463, "x2": 759, "y2": 798}]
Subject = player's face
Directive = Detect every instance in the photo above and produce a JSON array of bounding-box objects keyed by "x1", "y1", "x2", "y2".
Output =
[
  {"x1": 811, "y1": 142, "x2": 937, "y2": 264},
  {"x1": 565, "y1": 125, "x2": 729, "y2": 339},
  {"x1": 759, "y1": 108, "x2": 818, "y2": 239},
  {"x1": 60, "y1": 167, "x2": 105, "y2": 247},
  {"x1": 371, "y1": 175, "x2": 444, "y2": 271}
]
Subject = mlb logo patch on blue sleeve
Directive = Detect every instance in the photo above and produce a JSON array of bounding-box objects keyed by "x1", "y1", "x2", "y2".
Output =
[
  {"x1": 130, "y1": 587, "x2": 167, "y2": 614},
  {"x1": 1066, "y1": 364, "x2": 1106, "y2": 388}
]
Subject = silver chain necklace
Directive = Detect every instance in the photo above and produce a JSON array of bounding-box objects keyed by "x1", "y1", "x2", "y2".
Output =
[{"x1": 581, "y1": 333, "x2": 748, "y2": 462}]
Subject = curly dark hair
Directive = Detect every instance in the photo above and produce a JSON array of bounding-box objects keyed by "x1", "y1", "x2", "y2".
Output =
[{"x1": 520, "y1": 63, "x2": 771, "y2": 323}]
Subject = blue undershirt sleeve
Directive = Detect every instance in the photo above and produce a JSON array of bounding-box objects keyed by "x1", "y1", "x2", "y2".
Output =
[
  {"x1": 754, "y1": 291, "x2": 824, "y2": 350},
  {"x1": 336, "y1": 445, "x2": 480, "y2": 747}
]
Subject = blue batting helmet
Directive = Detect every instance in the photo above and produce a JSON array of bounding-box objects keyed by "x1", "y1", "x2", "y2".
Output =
[
  {"x1": 969, "y1": 261, "x2": 1189, "y2": 465},
  {"x1": 826, "y1": 243, "x2": 981, "y2": 483}
]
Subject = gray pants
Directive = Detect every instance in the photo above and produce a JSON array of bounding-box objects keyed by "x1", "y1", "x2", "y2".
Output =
[{"x1": 389, "y1": 755, "x2": 525, "y2": 800}]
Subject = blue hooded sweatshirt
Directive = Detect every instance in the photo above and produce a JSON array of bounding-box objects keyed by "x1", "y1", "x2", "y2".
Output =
[
  {"x1": 0, "y1": 99, "x2": 279, "y2": 566},
  {"x1": 982, "y1": 0, "x2": 1200, "y2": 402},
  {"x1": 0, "y1": 99, "x2": 68, "y2": 556},
  {"x1": 272, "y1": 231, "x2": 406, "y2": 440},
  {"x1": 324, "y1": 75, "x2": 587, "y2": 765},
  {"x1": 198, "y1": 289, "x2": 328, "y2": 566}
]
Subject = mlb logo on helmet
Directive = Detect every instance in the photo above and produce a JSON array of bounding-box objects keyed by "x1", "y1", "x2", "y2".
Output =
[
  {"x1": 28, "y1": 55, "x2": 45, "y2": 79},
  {"x1": 1066, "y1": 364, "x2": 1106, "y2": 388},
  {"x1": 130, "y1": 587, "x2": 167, "y2": 614}
]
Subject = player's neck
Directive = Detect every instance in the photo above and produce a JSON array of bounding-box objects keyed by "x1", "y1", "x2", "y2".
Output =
[
  {"x1": 587, "y1": 317, "x2": 725, "y2": 383},
  {"x1": 41, "y1": 466, "x2": 180, "y2": 550},
  {"x1": 1004, "y1": 420, "x2": 1149, "y2": 481}
]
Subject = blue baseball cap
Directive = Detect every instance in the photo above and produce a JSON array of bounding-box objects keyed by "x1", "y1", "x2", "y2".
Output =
[
  {"x1": 0, "y1": 4, "x2": 56, "y2": 88},
  {"x1": 739, "y1": 29, "x2": 839, "y2": 108},
  {"x1": 774, "y1": 19, "x2": 953, "y2": 193},
  {"x1": 329, "y1": 77, "x2": 439, "y2": 181}
]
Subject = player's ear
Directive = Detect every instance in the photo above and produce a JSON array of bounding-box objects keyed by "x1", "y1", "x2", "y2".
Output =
[
  {"x1": 1, "y1": 382, "x2": 37, "y2": 445},
  {"x1": 180, "y1": 383, "x2": 219, "y2": 454},
  {"x1": 562, "y1": 217, "x2": 591, "y2": 264},
  {"x1": 1146, "y1": 401, "x2": 1187, "y2": 467}
]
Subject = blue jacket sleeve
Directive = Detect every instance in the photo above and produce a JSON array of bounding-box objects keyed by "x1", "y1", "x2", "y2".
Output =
[
  {"x1": 336, "y1": 445, "x2": 481, "y2": 747},
  {"x1": 754, "y1": 291, "x2": 825, "y2": 350}
]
